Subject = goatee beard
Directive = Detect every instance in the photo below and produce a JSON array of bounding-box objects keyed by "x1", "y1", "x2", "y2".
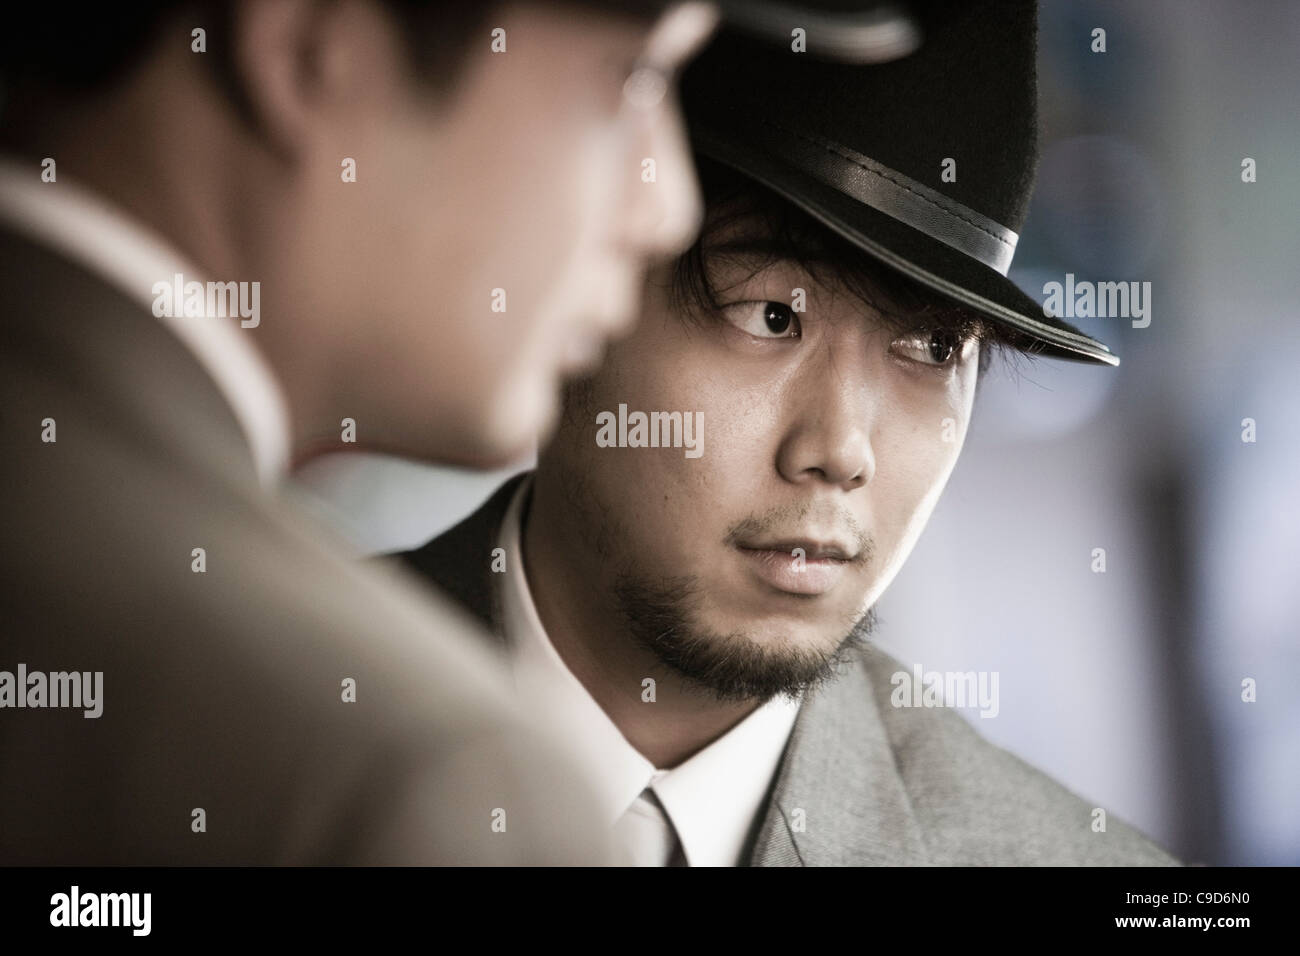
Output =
[{"x1": 613, "y1": 572, "x2": 875, "y2": 703}]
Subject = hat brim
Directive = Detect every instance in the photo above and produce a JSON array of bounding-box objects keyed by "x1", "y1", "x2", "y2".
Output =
[{"x1": 694, "y1": 129, "x2": 1120, "y2": 367}]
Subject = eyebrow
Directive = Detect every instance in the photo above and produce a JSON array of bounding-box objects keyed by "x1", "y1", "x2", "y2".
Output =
[{"x1": 701, "y1": 238, "x2": 841, "y2": 275}]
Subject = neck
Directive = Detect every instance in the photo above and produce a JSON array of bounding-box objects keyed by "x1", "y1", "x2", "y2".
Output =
[{"x1": 522, "y1": 468, "x2": 759, "y2": 768}]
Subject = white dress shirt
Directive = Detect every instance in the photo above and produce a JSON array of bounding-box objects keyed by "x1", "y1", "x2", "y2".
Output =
[
  {"x1": 498, "y1": 474, "x2": 802, "y2": 866},
  {"x1": 0, "y1": 156, "x2": 291, "y2": 487}
]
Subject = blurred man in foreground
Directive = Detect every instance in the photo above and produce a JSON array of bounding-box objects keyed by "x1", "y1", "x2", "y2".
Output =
[{"x1": 0, "y1": 0, "x2": 720, "y2": 863}]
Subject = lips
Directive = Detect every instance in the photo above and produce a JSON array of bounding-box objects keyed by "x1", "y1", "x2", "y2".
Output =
[
  {"x1": 734, "y1": 539, "x2": 856, "y2": 597},
  {"x1": 739, "y1": 539, "x2": 856, "y2": 562}
]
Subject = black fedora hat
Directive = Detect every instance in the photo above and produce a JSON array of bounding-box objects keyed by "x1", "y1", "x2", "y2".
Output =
[{"x1": 681, "y1": 0, "x2": 1119, "y2": 366}]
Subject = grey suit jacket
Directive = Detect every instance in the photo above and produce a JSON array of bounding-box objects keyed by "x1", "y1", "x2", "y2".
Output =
[
  {"x1": 0, "y1": 227, "x2": 608, "y2": 865},
  {"x1": 397, "y1": 473, "x2": 1182, "y2": 866}
]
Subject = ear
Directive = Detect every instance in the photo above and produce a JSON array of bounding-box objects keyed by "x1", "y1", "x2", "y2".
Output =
[
  {"x1": 223, "y1": 0, "x2": 309, "y2": 158},
  {"x1": 227, "y1": 0, "x2": 369, "y2": 161}
]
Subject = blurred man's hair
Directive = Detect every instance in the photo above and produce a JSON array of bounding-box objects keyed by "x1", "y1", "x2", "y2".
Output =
[{"x1": 0, "y1": 1, "x2": 670, "y2": 125}]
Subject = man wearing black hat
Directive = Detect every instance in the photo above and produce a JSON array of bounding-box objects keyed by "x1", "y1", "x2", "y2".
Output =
[{"x1": 395, "y1": 1, "x2": 1179, "y2": 864}]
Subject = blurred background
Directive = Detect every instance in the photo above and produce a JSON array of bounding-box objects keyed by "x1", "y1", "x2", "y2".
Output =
[{"x1": 294, "y1": 0, "x2": 1300, "y2": 865}]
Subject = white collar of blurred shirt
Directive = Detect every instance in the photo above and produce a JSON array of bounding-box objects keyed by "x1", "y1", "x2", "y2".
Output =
[
  {"x1": 497, "y1": 473, "x2": 802, "y2": 866},
  {"x1": 0, "y1": 156, "x2": 290, "y2": 489}
]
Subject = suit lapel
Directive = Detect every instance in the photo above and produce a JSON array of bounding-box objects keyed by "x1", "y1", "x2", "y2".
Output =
[
  {"x1": 396, "y1": 472, "x2": 528, "y2": 645},
  {"x1": 750, "y1": 647, "x2": 931, "y2": 866}
]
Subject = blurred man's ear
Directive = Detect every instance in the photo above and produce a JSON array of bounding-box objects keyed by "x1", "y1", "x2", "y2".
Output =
[
  {"x1": 224, "y1": 0, "x2": 313, "y2": 159},
  {"x1": 226, "y1": 0, "x2": 401, "y2": 162}
]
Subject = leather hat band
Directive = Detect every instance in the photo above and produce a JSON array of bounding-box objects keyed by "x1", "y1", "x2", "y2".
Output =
[{"x1": 756, "y1": 118, "x2": 1021, "y2": 276}]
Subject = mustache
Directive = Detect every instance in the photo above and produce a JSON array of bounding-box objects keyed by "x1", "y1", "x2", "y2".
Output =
[{"x1": 723, "y1": 503, "x2": 874, "y2": 566}]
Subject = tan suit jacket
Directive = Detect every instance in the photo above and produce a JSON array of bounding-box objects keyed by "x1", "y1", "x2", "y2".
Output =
[{"x1": 0, "y1": 226, "x2": 607, "y2": 865}]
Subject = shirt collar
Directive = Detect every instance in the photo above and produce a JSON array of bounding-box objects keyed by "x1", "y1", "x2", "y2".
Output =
[
  {"x1": 497, "y1": 473, "x2": 802, "y2": 866},
  {"x1": 0, "y1": 156, "x2": 291, "y2": 488},
  {"x1": 651, "y1": 689, "x2": 801, "y2": 867}
]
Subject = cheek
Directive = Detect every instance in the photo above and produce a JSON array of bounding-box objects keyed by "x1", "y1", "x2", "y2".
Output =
[
  {"x1": 577, "y1": 341, "x2": 753, "y2": 560},
  {"x1": 869, "y1": 403, "x2": 968, "y2": 572},
  {"x1": 432, "y1": 115, "x2": 618, "y2": 329},
  {"x1": 881, "y1": 362, "x2": 976, "y2": 483},
  {"x1": 513, "y1": 85, "x2": 627, "y2": 288}
]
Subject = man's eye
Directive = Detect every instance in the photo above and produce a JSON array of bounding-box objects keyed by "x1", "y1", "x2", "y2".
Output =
[
  {"x1": 891, "y1": 329, "x2": 969, "y2": 367},
  {"x1": 720, "y1": 301, "x2": 802, "y2": 339}
]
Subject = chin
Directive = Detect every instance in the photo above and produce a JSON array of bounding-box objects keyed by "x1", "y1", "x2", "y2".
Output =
[
  {"x1": 443, "y1": 444, "x2": 521, "y2": 472},
  {"x1": 447, "y1": 430, "x2": 533, "y2": 471},
  {"x1": 455, "y1": 388, "x2": 553, "y2": 469},
  {"x1": 699, "y1": 603, "x2": 831, "y2": 648}
]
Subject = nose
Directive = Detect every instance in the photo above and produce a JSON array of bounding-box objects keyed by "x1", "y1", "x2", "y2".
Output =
[
  {"x1": 775, "y1": 350, "x2": 877, "y2": 490},
  {"x1": 615, "y1": 93, "x2": 705, "y2": 261}
]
